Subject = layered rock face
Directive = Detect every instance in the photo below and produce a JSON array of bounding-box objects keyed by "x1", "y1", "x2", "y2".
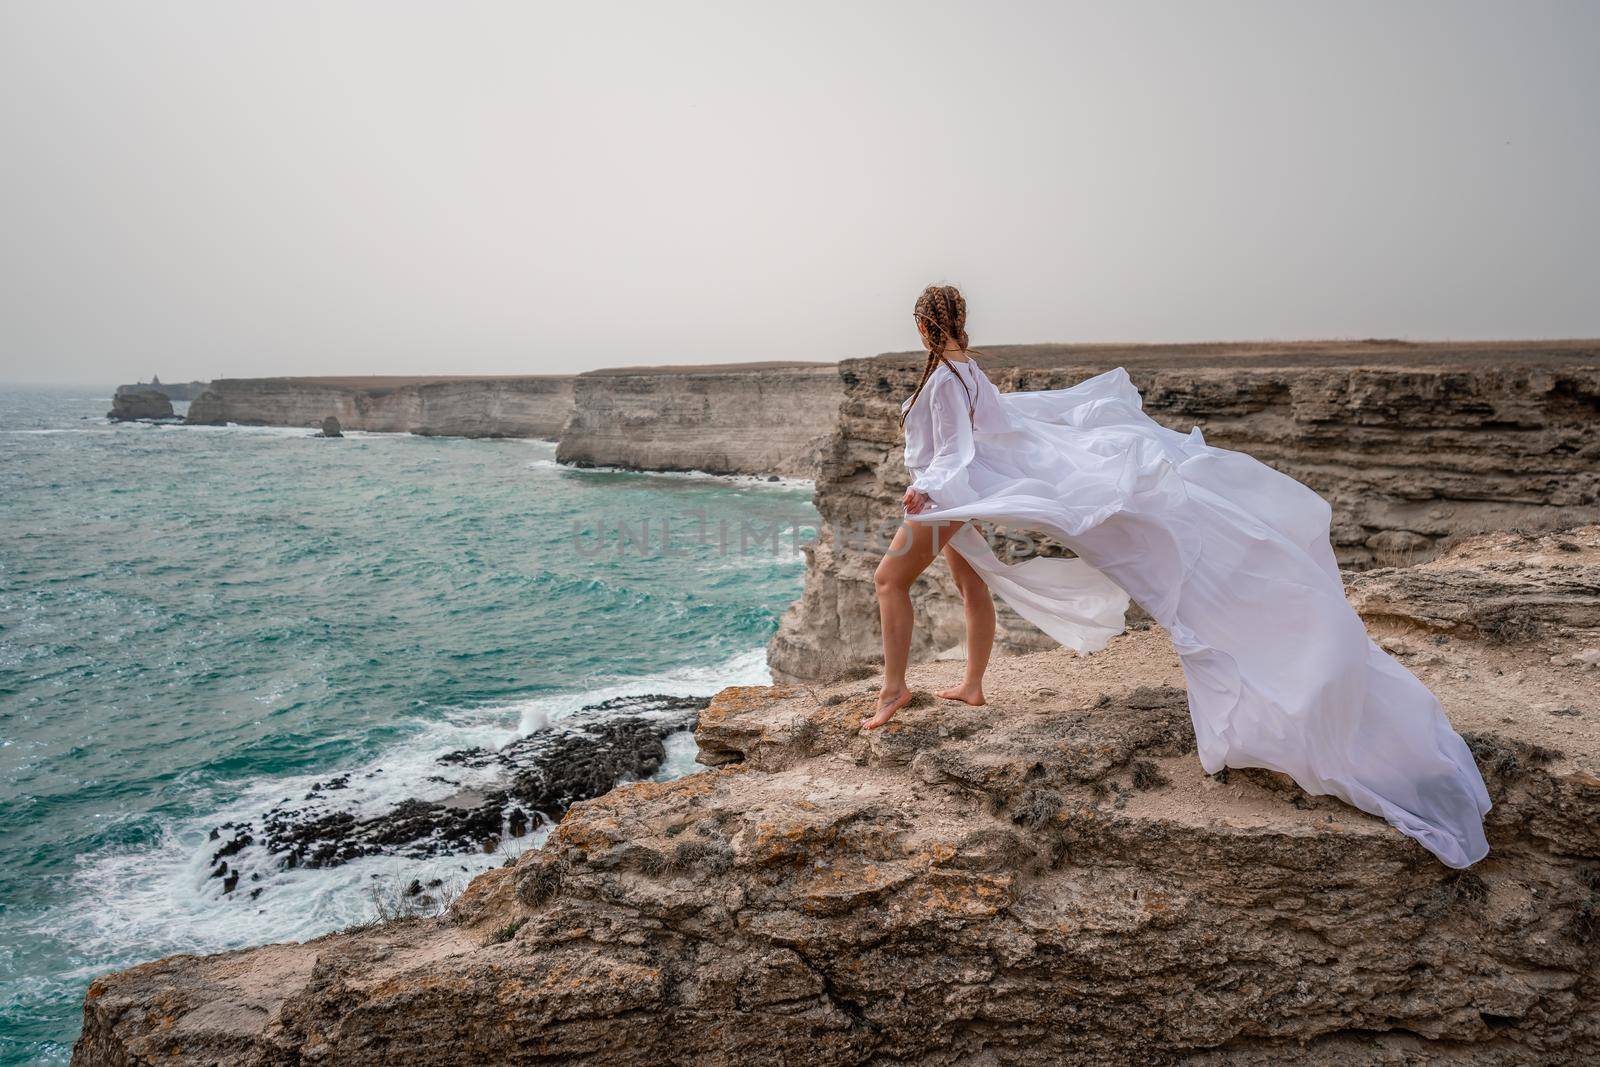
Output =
[
  {"x1": 72, "y1": 527, "x2": 1600, "y2": 1065},
  {"x1": 770, "y1": 340, "x2": 1600, "y2": 682},
  {"x1": 555, "y1": 362, "x2": 843, "y2": 477},
  {"x1": 186, "y1": 376, "x2": 577, "y2": 439},
  {"x1": 155, "y1": 381, "x2": 210, "y2": 402},
  {"x1": 182, "y1": 363, "x2": 844, "y2": 474},
  {"x1": 107, "y1": 387, "x2": 175, "y2": 421}
]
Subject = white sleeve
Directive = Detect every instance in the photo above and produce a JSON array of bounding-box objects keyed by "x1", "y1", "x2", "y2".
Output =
[{"x1": 908, "y1": 375, "x2": 976, "y2": 508}]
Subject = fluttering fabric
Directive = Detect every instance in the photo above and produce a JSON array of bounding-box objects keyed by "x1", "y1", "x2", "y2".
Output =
[{"x1": 903, "y1": 358, "x2": 1490, "y2": 868}]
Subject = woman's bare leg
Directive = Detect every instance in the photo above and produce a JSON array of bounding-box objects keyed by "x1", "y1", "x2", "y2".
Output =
[
  {"x1": 863, "y1": 520, "x2": 964, "y2": 729},
  {"x1": 937, "y1": 542, "x2": 993, "y2": 706}
]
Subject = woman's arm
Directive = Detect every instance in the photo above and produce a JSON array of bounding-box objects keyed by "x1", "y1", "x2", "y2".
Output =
[{"x1": 906, "y1": 375, "x2": 976, "y2": 512}]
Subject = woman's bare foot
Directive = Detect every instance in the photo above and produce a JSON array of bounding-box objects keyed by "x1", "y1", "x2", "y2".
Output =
[
  {"x1": 860, "y1": 686, "x2": 913, "y2": 730},
  {"x1": 936, "y1": 683, "x2": 986, "y2": 706}
]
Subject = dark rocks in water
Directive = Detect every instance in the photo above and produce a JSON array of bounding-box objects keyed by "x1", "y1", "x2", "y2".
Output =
[
  {"x1": 507, "y1": 808, "x2": 530, "y2": 837},
  {"x1": 202, "y1": 692, "x2": 708, "y2": 895},
  {"x1": 505, "y1": 714, "x2": 677, "y2": 813},
  {"x1": 210, "y1": 830, "x2": 252, "y2": 865},
  {"x1": 766, "y1": 474, "x2": 780, "y2": 482},
  {"x1": 317, "y1": 416, "x2": 343, "y2": 438},
  {"x1": 436, "y1": 694, "x2": 706, "y2": 818},
  {"x1": 108, "y1": 387, "x2": 174, "y2": 421}
]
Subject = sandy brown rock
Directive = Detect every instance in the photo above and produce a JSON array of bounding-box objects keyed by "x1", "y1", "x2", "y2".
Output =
[
  {"x1": 1347, "y1": 525, "x2": 1600, "y2": 641},
  {"x1": 186, "y1": 375, "x2": 577, "y2": 439},
  {"x1": 770, "y1": 340, "x2": 1600, "y2": 683},
  {"x1": 555, "y1": 363, "x2": 842, "y2": 477},
  {"x1": 72, "y1": 528, "x2": 1600, "y2": 1065}
]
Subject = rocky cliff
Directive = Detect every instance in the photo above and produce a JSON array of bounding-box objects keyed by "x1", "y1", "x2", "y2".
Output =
[
  {"x1": 72, "y1": 527, "x2": 1600, "y2": 1065},
  {"x1": 117, "y1": 378, "x2": 209, "y2": 402},
  {"x1": 555, "y1": 362, "x2": 842, "y2": 477},
  {"x1": 769, "y1": 340, "x2": 1600, "y2": 682},
  {"x1": 186, "y1": 376, "x2": 577, "y2": 439},
  {"x1": 182, "y1": 363, "x2": 844, "y2": 475},
  {"x1": 107, "y1": 387, "x2": 175, "y2": 421}
]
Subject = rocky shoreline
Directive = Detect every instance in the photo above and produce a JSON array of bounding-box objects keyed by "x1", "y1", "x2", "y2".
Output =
[
  {"x1": 71, "y1": 527, "x2": 1600, "y2": 1064},
  {"x1": 199, "y1": 694, "x2": 708, "y2": 902},
  {"x1": 71, "y1": 339, "x2": 1600, "y2": 1064}
]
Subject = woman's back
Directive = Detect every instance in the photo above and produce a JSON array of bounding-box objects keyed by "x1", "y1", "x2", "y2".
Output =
[{"x1": 888, "y1": 286, "x2": 1488, "y2": 868}]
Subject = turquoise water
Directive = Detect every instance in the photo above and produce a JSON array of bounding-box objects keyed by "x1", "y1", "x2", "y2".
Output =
[{"x1": 0, "y1": 387, "x2": 817, "y2": 1064}]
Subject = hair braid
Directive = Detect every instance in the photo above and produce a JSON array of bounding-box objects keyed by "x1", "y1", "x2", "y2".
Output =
[{"x1": 900, "y1": 283, "x2": 976, "y2": 425}]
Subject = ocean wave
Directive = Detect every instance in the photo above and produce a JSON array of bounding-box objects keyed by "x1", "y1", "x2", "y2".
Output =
[
  {"x1": 478, "y1": 645, "x2": 771, "y2": 734},
  {"x1": 172, "y1": 423, "x2": 416, "y2": 440},
  {"x1": 27, "y1": 645, "x2": 770, "y2": 969}
]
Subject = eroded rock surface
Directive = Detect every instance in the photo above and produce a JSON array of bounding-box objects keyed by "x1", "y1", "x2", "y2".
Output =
[
  {"x1": 73, "y1": 528, "x2": 1600, "y2": 1065},
  {"x1": 771, "y1": 340, "x2": 1600, "y2": 682},
  {"x1": 107, "y1": 387, "x2": 175, "y2": 421},
  {"x1": 556, "y1": 362, "x2": 843, "y2": 477}
]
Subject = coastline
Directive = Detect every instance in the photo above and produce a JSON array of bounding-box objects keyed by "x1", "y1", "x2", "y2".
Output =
[
  {"x1": 185, "y1": 375, "x2": 577, "y2": 441},
  {"x1": 39, "y1": 339, "x2": 1600, "y2": 1064},
  {"x1": 71, "y1": 525, "x2": 1600, "y2": 1065},
  {"x1": 179, "y1": 361, "x2": 846, "y2": 480},
  {"x1": 0, "y1": 392, "x2": 819, "y2": 1065}
]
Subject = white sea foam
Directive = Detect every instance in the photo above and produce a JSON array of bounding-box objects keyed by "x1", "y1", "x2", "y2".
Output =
[
  {"x1": 0, "y1": 427, "x2": 107, "y2": 435},
  {"x1": 173, "y1": 422, "x2": 336, "y2": 438},
  {"x1": 31, "y1": 645, "x2": 770, "y2": 970},
  {"x1": 498, "y1": 645, "x2": 771, "y2": 734},
  {"x1": 525, "y1": 457, "x2": 814, "y2": 493},
  {"x1": 649, "y1": 729, "x2": 706, "y2": 782},
  {"x1": 172, "y1": 423, "x2": 419, "y2": 440}
]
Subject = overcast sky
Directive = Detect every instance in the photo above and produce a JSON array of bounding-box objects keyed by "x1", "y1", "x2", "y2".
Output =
[{"x1": 1, "y1": 1, "x2": 1596, "y2": 385}]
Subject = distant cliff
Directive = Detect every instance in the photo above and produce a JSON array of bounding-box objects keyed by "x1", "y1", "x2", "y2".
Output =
[
  {"x1": 770, "y1": 339, "x2": 1600, "y2": 682},
  {"x1": 107, "y1": 387, "x2": 174, "y2": 421},
  {"x1": 117, "y1": 378, "x2": 209, "y2": 402},
  {"x1": 555, "y1": 362, "x2": 842, "y2": 477},
  {"x1": 180, "y1": 365, "x2": 844, "y2": 475},
  {"x1": 186, "y1": 376, "x2": 576, "y2": 439}
]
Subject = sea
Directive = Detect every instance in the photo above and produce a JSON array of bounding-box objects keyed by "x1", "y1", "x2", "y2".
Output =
[{"x1": 0, "y1": 386, "x2": 819, "y2": 1064}]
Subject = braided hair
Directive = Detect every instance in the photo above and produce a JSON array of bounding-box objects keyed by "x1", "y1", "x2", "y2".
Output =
[{"x1": 900, "y1": 283, "x2": 976, "y2": 425}]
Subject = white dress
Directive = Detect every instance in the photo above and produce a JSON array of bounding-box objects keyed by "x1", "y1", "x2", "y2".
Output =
[{"x1": 903, "y1": 357, "x2": 1491, "y2": 868}]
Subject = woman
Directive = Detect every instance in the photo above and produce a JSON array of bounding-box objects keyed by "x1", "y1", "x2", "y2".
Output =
[{"x1": 865, "y1": 283, "x2": 1491, "y2": 869}]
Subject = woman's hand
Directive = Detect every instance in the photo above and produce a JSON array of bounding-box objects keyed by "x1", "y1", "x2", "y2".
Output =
[{"x1": 903, "y1": 487, "x2": 931, "y2": 514}]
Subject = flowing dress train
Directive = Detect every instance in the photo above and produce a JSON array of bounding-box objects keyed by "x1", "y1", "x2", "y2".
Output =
[{"x1": 901, "y1": 357, "x2": 1491, "y2": 868}]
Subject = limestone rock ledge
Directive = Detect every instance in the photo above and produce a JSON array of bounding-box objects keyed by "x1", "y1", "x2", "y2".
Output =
[
  {"x1": 72, "y1": 529, "x2": 1600, "y2": 1065},
  {"x1": 770, "y1": 340, "x2": 1600, "y2": 683}
]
